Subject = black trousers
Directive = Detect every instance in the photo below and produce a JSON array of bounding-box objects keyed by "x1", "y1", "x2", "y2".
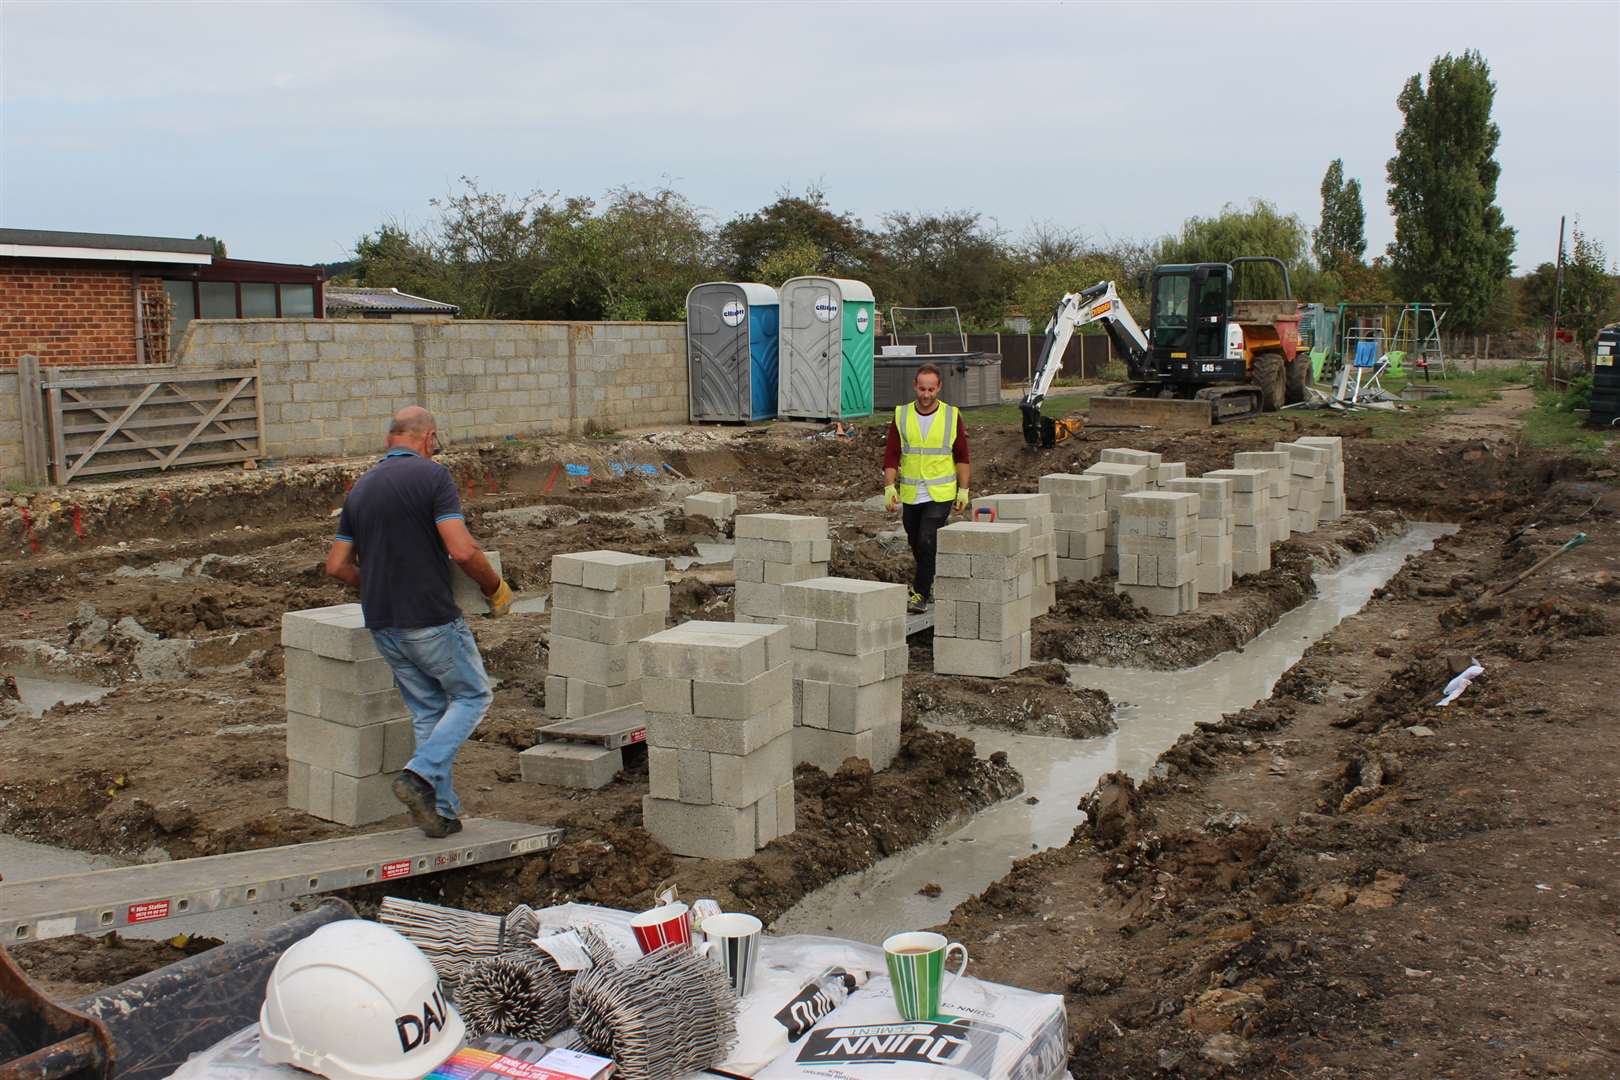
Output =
[{"x1": 902, "y1": 499, "x2": 953, "y2": 599}]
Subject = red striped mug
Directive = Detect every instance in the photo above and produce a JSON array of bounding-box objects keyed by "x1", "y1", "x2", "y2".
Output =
[{"x1": 629, "y1": 901, "x2": 692, "y2": 954}]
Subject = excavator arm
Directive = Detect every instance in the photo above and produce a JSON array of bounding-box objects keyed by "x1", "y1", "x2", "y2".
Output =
[{"x1": 1020, "y1": 281, "x2": 1149, "y2": 446}]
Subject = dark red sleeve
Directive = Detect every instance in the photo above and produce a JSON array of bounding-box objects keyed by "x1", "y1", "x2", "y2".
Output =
[
  {"x1": 952, "y1": 417, "x2": 970, "y2": 464},
  {"x1": 883, "y1": 422, "x2": 901, "y2": 470}
]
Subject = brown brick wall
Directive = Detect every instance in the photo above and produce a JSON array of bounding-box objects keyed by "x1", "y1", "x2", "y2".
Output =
[{"x1": 0, "y1": 264, "x2": 165, "y2": 367}]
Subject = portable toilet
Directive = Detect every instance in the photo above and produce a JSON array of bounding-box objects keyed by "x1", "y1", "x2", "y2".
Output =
[
  {"x1": 686, "y1": 282, "x2": 779, "y2": 423},
  {"x1": 779, "y1": 276, "x2": 875, "y2": 420}
]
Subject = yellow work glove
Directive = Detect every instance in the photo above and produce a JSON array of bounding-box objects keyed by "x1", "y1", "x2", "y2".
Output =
[
  {"x1": 884, "y1": 484, "x2": 900, "y2": 512},
  {"x1": 953, "y1": 488, "x2": 971, "y2": 513},
  {"x1": 485, "y1": 579, "x2": 514, "y2": 619}
]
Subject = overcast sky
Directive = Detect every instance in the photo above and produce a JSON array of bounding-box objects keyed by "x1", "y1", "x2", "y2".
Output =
[{"x1": 3, "y1": 1, "x2": 1615, "y2": 273}]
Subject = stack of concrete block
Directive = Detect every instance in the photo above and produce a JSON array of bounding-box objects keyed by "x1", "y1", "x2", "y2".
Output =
[
  {"x1": 1275, "y1": 441, "x2": 1330, "y2": 533},
  {"x1": 281, "y1": 604, "x2": 413, "y2": 826},
  {"x1": 1233, "y1": 451, "x2": 1293, "y2": 545},
  {"x1": 1039, "y1": 473, "x2": 1108, "y2": 581},
  {"x1": 1294, "y1": 436, "x2": 1346, "y2": 522},
  {"x1": 932, "y1": 522, "x2": 1034, "y2": 677},
  {"x1": 639, "y1": 621, "x2": 795, "y2": 859},
  {"x1": 544, "y1": 551, "x2": 669, "y2": 720},
  {"x1": 1082, "y1": 461, "x2": 1150, "y2": 574},
  {"x1": 1167, "y1": 477, "x2": 1235, "y2": 594},
  {"x1": 1100, "y1": 448, "x2": 1164, "y2": 486},
  {"x1": 1114, "y1": 491, "x2": 1200, "y2": 616},
  {"x1": 684, "y1": 491, "x2": 736, "y2": 527},
  {"x1": 970, "y1": 493, "x2": 1057, "y2": 615},
  {"x1": 732, "y1": 513, "x2": 831, "y2": 622},
  {"x1": 781, "y1": 578, "x2": 907, "y2": 773},
  {"x1": 1203, "y1": 468, "x2": 1272, "y2": 576},
  {"x1": 1157, "y1": 462, "x2": 1188, "y2": 487}
]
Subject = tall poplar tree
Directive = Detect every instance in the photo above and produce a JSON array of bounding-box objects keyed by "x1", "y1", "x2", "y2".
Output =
[
  {"x1": 1386, "y1": 50, "x2": 1516, "y2": 328},
  {"x1": 1312, "y1": 159, "x2": 1366, "y2": 269}
]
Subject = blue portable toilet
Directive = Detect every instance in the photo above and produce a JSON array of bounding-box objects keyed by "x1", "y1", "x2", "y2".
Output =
[{"x1": 686, "y1": 282, "x2": 779, "y2": 422}]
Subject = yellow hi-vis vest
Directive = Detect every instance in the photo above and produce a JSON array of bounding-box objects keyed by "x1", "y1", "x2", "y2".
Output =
[{"x1": 895, "y1": 402, "x2": 959, "y2": 504}]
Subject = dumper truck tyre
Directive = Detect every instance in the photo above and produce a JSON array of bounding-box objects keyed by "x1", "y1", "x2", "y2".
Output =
[
  {"x1": 1284, "y1": 353, "x2": 1308, "y2": 405},
  {"x1": 1253, "y1": 351, "x2": 1285, "y2": 412}
]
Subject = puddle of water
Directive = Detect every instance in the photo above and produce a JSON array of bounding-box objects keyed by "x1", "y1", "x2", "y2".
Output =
[
  {"x1": 774, "y1": 524, "x2": 1456, "y2": 943},
  {"x1": 10, "y1": 676, "x2": 113, "y2": 719}
]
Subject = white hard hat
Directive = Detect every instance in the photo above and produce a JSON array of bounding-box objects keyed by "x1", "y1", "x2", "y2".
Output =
[{"x1": 259, "y1": 920, "x2": 465, "y2": 1080}]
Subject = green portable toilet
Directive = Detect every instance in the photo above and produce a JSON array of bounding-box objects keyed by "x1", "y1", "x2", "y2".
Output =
[{"x1": 779, "y1": 276, "x2": 874, "y2": 420}]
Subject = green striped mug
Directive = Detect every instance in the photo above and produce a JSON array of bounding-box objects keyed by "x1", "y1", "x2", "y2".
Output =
[{"x1": 882, "y1": 931, "x2": 969, "y2": 1021}]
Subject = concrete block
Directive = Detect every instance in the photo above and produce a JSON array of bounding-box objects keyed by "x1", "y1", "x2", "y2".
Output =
[
  {"x1": 795, "y1": 725, "x2": 885, "y2": 774},
  {"x1": 1233, "y1": 548, "x2": 1271, "y2": 576},
  {"x1": 641, "y1": 674, "x2": 694, "y2": 715},
  {"x1": 934, "y1": 635, "x2": 1025, "y2": 678},
  {"x1": 1118, "y1": 491, "x2": 1199, "y2": 520},
  {"x1": 553, "y1": 582, "x2": 648, "y2": 617},
  {"x1": 971, "y1": 493, "x2": 1052, "y2": 520},
  {"x1": 1196, "y1": 561, "x2": 1234, "y2": 595},
  {"x1": 645, "y1": 697, "x2": 794, "y2": 756},
  {"x1": 1157, "y1": 551, "x2": 1199, "y2": 587},
  {"x1": 939, "y1": 599, "x2": 981, "y2": 640},
  {"x1": 709, "y1": 731, "x2": 793, "y2": 809},
  {"x1": 935, "y1": 553, "x2": 971, "y2": 579},
  {"x1": 1202, "y1": 468, "x2": 1265, "y2": 492},
  {"x1": 733, "y1": 558, "x2": 765, "y2": 583},
  {"x1": 734, "y1": 513, "x2": 828, "y2": 542},
  {"x1": 814, "y1": 615, "x2": 905, "y2": 656},
  {"x1": 977, "y1": 596, "x2": 1031, "y2": 641},
  {"x1": 547, "y1": 637, "x2": 639, "y2": 687},
  {"x1": 782, "y1": 577, "x2": 907, "y2": 624},
  {"x1": 776, "y1": 781, "x2": 796, "y2": 838},
  {"x1": 452, "y1": 551, "x2": 501, "y2": 617},
  {"x1": 384, "y1": 719, "x2": 415, "y2": 772},
  {"x1": 968, "y1": 552, "x2": 1034, "y2": 582},
  {"x1": 790, "y1": 647, "x2": 888, "y2": 687},
  {"x1": 287, "y1": 760, "x2": 310, "y2": 811},
  {"x1": 331, "y1": 770, "x2": 401, "y2": 826},
  {"x1": 781, "y1": 615, "x2": 819, "y2": 650},
  {"x1": 566, "y1": 677, "x2": 643, "y2": 718},
  {"x1": 693, "y1": 662, "x2": 792, "y2": 719},
  {"x1": 733, "y1": 580, "x2": 783, "y2": 617},
  {"x1": 285, "y1": 681, "x2": 409, "y2": 727},
  {"x1": 551, "y1": 607, "x2": 666, "y2": 645},
  {"x1": 1289, "y1": 509, "x2": 1320, "y2": 533},
  {"x1": 796, "y1": 677, "x2": 829, "y2": 728},
  {"x1": 280, "y1": 604, "x2": 364, "y2": 653},
  {"x1": 754, "y1": 784, "x2": 778, "y2": 846},
  {"x1": 934, "y1": 573, "x2": 1025, "y2": 605},
  {"x1": 642, "y1": 796, "x2": 756, "y2": 860},
  {"x1": 641, "y1": 620, "x2": 784, "y2": 682},
  {"x1": 1099, "y1": 448, "x2": 1161, "y2": 471},
  {"x1": 809, "y1": 539, "x2": 832, "y2": 563},
  {"x1": 519, "y1": 742, "x2": 624, "y2": 789},
  {"x1": 1053, "y1": 510, "x2": 1108, "y2": 534},
  {"x1": 1056, "y1": 555, "x2": 1104, "y2": 581},
  {"x1": 933, "y1": 599, "x2": 957, "y2": 637},
  {"x1": 824, "y1": 677, "x2": 902, "y2": 734},
  {"x1": 1084, "y1": 461, "x2": 1150, "y2": 491},
  {"x1": 543, "y1": 675, "x2": 567, "y2": 718},
  {"x1": 1157, "y1": 462, "x2": 1187, "y2": 485},
  {"x1": 1062, "y1": 529, "x2": 1107, "y2": 559},
  {"x1": 884, "y1": 644, "x2": 908, "y2": 680},
  {"x1": 285, "y1": 711, "x2": 405, "y2": 776},
  {"x1": 936, "y1": 522, "x2": 1030, "y2": 556},
  {"x1": 1116, "y1": 581, "x2": 1198, "y2": 616},
  {"x1": 551, "y1": 550, "x2": 665, "y2": 593},
  {"x1": 736, "y1": 537, "x2": 823, "y2": 564},
  {"x1": 684, "y1": 491, "x2": 736, "y2": 521},
  {"x1": 762, "y1": 559, "x2": 827, "y2": 584},
  {"x1": 1039, "y1": 473, "x2": 1106, "y2": 500},
  {"x1": 644, "y1": 585, "x2": 671, "y2": 614},
  {"x1": 284, "y1": 649, "x2": 398, "y2": 693}
]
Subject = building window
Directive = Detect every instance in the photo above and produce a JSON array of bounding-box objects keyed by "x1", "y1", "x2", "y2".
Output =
[
  {"x1": 280, "y1": 284, "x2": 315, "y2": 317},
  {"x1": 242, "y1": 282, "x2": 277, "y2": 317},
  {"x1": 199, "y1": 282, "x2": 236, "y2": 319}
]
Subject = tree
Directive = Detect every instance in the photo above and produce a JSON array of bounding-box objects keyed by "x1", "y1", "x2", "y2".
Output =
[
  {"x1": 1560, "y1": 223, "x2": 1620, "y2": 349},
  {"x1": 1014, "y1": 254, "x2": 1147, "y2": 341},
  {"x1": 874, "y1": 210, "x2": 1016, "y2": 327},
  {"x1": 1386, "y1": 50, "x2": 1516, "y2": 329},
  {"x1": 1312, "y1": 159, "x2": 1366, "y2": 269},
  {"x1": 195, "y1": 234, "x2": 228, "y2": 257},
  {"x1": 716, "y1": 187, "x2": 875, "y2": 283},
  {"x1": 1153, "y1": 199, "x2": 1311, "y2": 299}
]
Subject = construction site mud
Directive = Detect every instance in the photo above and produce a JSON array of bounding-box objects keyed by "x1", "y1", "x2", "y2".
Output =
[{"x1": 5, "y1": 390, "x2": 1620, "y2": 1077}]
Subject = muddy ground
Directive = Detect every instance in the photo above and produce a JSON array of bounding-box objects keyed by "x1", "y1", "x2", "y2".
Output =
[{"x1": 5, "y1": 389, "x2": 1620, "y2": 1078}]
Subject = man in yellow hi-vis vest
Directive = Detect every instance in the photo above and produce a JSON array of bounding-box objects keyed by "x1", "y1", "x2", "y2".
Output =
[{"x1": 884, "y1": 363, "x2": 971, "y2": 614}]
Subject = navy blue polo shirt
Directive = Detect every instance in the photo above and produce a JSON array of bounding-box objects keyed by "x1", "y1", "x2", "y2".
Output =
[{"x1": 335, "y1": 449, "x2": 464, "y2": 630}]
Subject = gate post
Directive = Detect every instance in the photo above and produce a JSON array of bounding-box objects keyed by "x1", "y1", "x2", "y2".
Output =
[{"x1": 16, "y1": 355, "x2": 49, "y2": 486}]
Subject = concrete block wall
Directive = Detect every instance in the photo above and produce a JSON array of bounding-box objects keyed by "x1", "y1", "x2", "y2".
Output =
[
  {"x1": 1040, "y1": 473, "x2": 1108, "y2": 581},
  {"x1": 970, "y1": 493, "x2": 1057, "y2": 615},
  {"x1": 1167, "y1": 477, "x2": 1235, "y2": 594},
  {"x1": 640, "y1": 621, "x2": 795, "y2": 859},
  {"x1": 1204, "y1": 469, "x2": 1272, "y2": 576},
  {"x1": 1114, "y1": 491, "x2": 1200, "y2": 616},
  {"x1": 545, "y1": 550, "x2": 669, "y2": 720},
  {"x1": 281, "y1": 603, "x2": 411, "y2": 826},
  {"x1": 781, "y1": 577, "x2": 907, "y2": 773},
  {"x1": 732, "y1": 513, "x2": 830, "y2": 622},
  {"x1": 932, "y1": 521, "x2": 1034, "y2": 678},
  {"x1": 174, "y1": 317, "x2": 689, "y2": 460}
]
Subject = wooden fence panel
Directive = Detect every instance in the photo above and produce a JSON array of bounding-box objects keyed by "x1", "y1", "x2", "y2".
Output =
[{"x1": 43, "y1": 366, "x2": 262, "y2": 484}]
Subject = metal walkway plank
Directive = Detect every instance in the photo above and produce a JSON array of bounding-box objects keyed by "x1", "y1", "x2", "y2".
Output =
[
  {"x1": 2, "y1": 818, "x2": 560, "y2": 943},
  {"x1": 906, "y1": 610, "x2": 934, "y2": 637},
  {"x1": 538, "y1": 705, "x2": 648, "y2": 749}
]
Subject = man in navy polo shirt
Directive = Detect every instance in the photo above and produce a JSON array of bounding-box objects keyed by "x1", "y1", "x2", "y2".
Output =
[{"x1": 324, "y1": 406, "x2": 513, "y2": 837}]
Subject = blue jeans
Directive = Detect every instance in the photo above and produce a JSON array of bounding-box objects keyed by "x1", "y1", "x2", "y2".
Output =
[{"x1": 370, "y1": 618, "x2": 492, "y2": 820}]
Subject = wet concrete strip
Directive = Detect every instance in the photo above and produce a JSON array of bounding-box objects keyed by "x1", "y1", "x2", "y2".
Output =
[{"x1": 774, "y1": 523, "x2": 1457, "y2": 943}]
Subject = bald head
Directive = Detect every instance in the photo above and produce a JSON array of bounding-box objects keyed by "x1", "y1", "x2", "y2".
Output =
[{"x1": 385, "y1": 406, "x2": 438, "y2": 456}]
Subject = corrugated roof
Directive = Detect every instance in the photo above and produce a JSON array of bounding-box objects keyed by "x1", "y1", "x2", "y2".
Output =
[
  {"x1": 0, "y1": 228, "x2": 214, "y2": 255},
  {"x1": 325, "y1": 287, "x2": 459, "y2": 314}
]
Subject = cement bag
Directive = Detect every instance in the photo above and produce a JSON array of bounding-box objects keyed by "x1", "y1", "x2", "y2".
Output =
[
  {"x1": 167, "y1": 1027, "x2": 611, "y2": 1080},
  {"x1": 754, "y1": 974, "x2": 1071, "y2": 1080}
]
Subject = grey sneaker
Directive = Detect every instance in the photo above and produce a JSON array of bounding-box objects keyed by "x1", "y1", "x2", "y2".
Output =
[{"x1": 391, "y1": 771, "x2": 441, "y2": 835}]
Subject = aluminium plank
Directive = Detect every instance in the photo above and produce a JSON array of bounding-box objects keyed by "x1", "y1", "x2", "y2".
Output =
[
  {"x1": 906, "y1": 610, "x2": 934, "y2": 637},
  {"x1": 0, "y1": 818, "x2": 561, "y2": 943},
  {"x1": 538, "y1": 704, "x2": 648, "y2": 749}
]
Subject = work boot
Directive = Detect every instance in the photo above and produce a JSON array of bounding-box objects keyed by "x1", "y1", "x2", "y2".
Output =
[
  {"x1": 907, "y1": 590, "x2": 928, "y2": 615},
  {"x1": 391, "y1": 770, "x2": 441, "y2": 836},
  {"x1": 439, "y1": 816, "x2": 463, "y2": 836}
]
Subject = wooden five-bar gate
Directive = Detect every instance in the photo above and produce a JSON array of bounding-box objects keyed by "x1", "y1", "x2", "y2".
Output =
[{"x1": 15, "y1": 356, "x2": 263, "y2": 485}]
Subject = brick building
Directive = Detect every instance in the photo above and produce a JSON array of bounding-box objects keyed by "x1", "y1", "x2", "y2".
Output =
[{"x1": 1, "y1": 228, "x2": 323, "y2": 367}]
